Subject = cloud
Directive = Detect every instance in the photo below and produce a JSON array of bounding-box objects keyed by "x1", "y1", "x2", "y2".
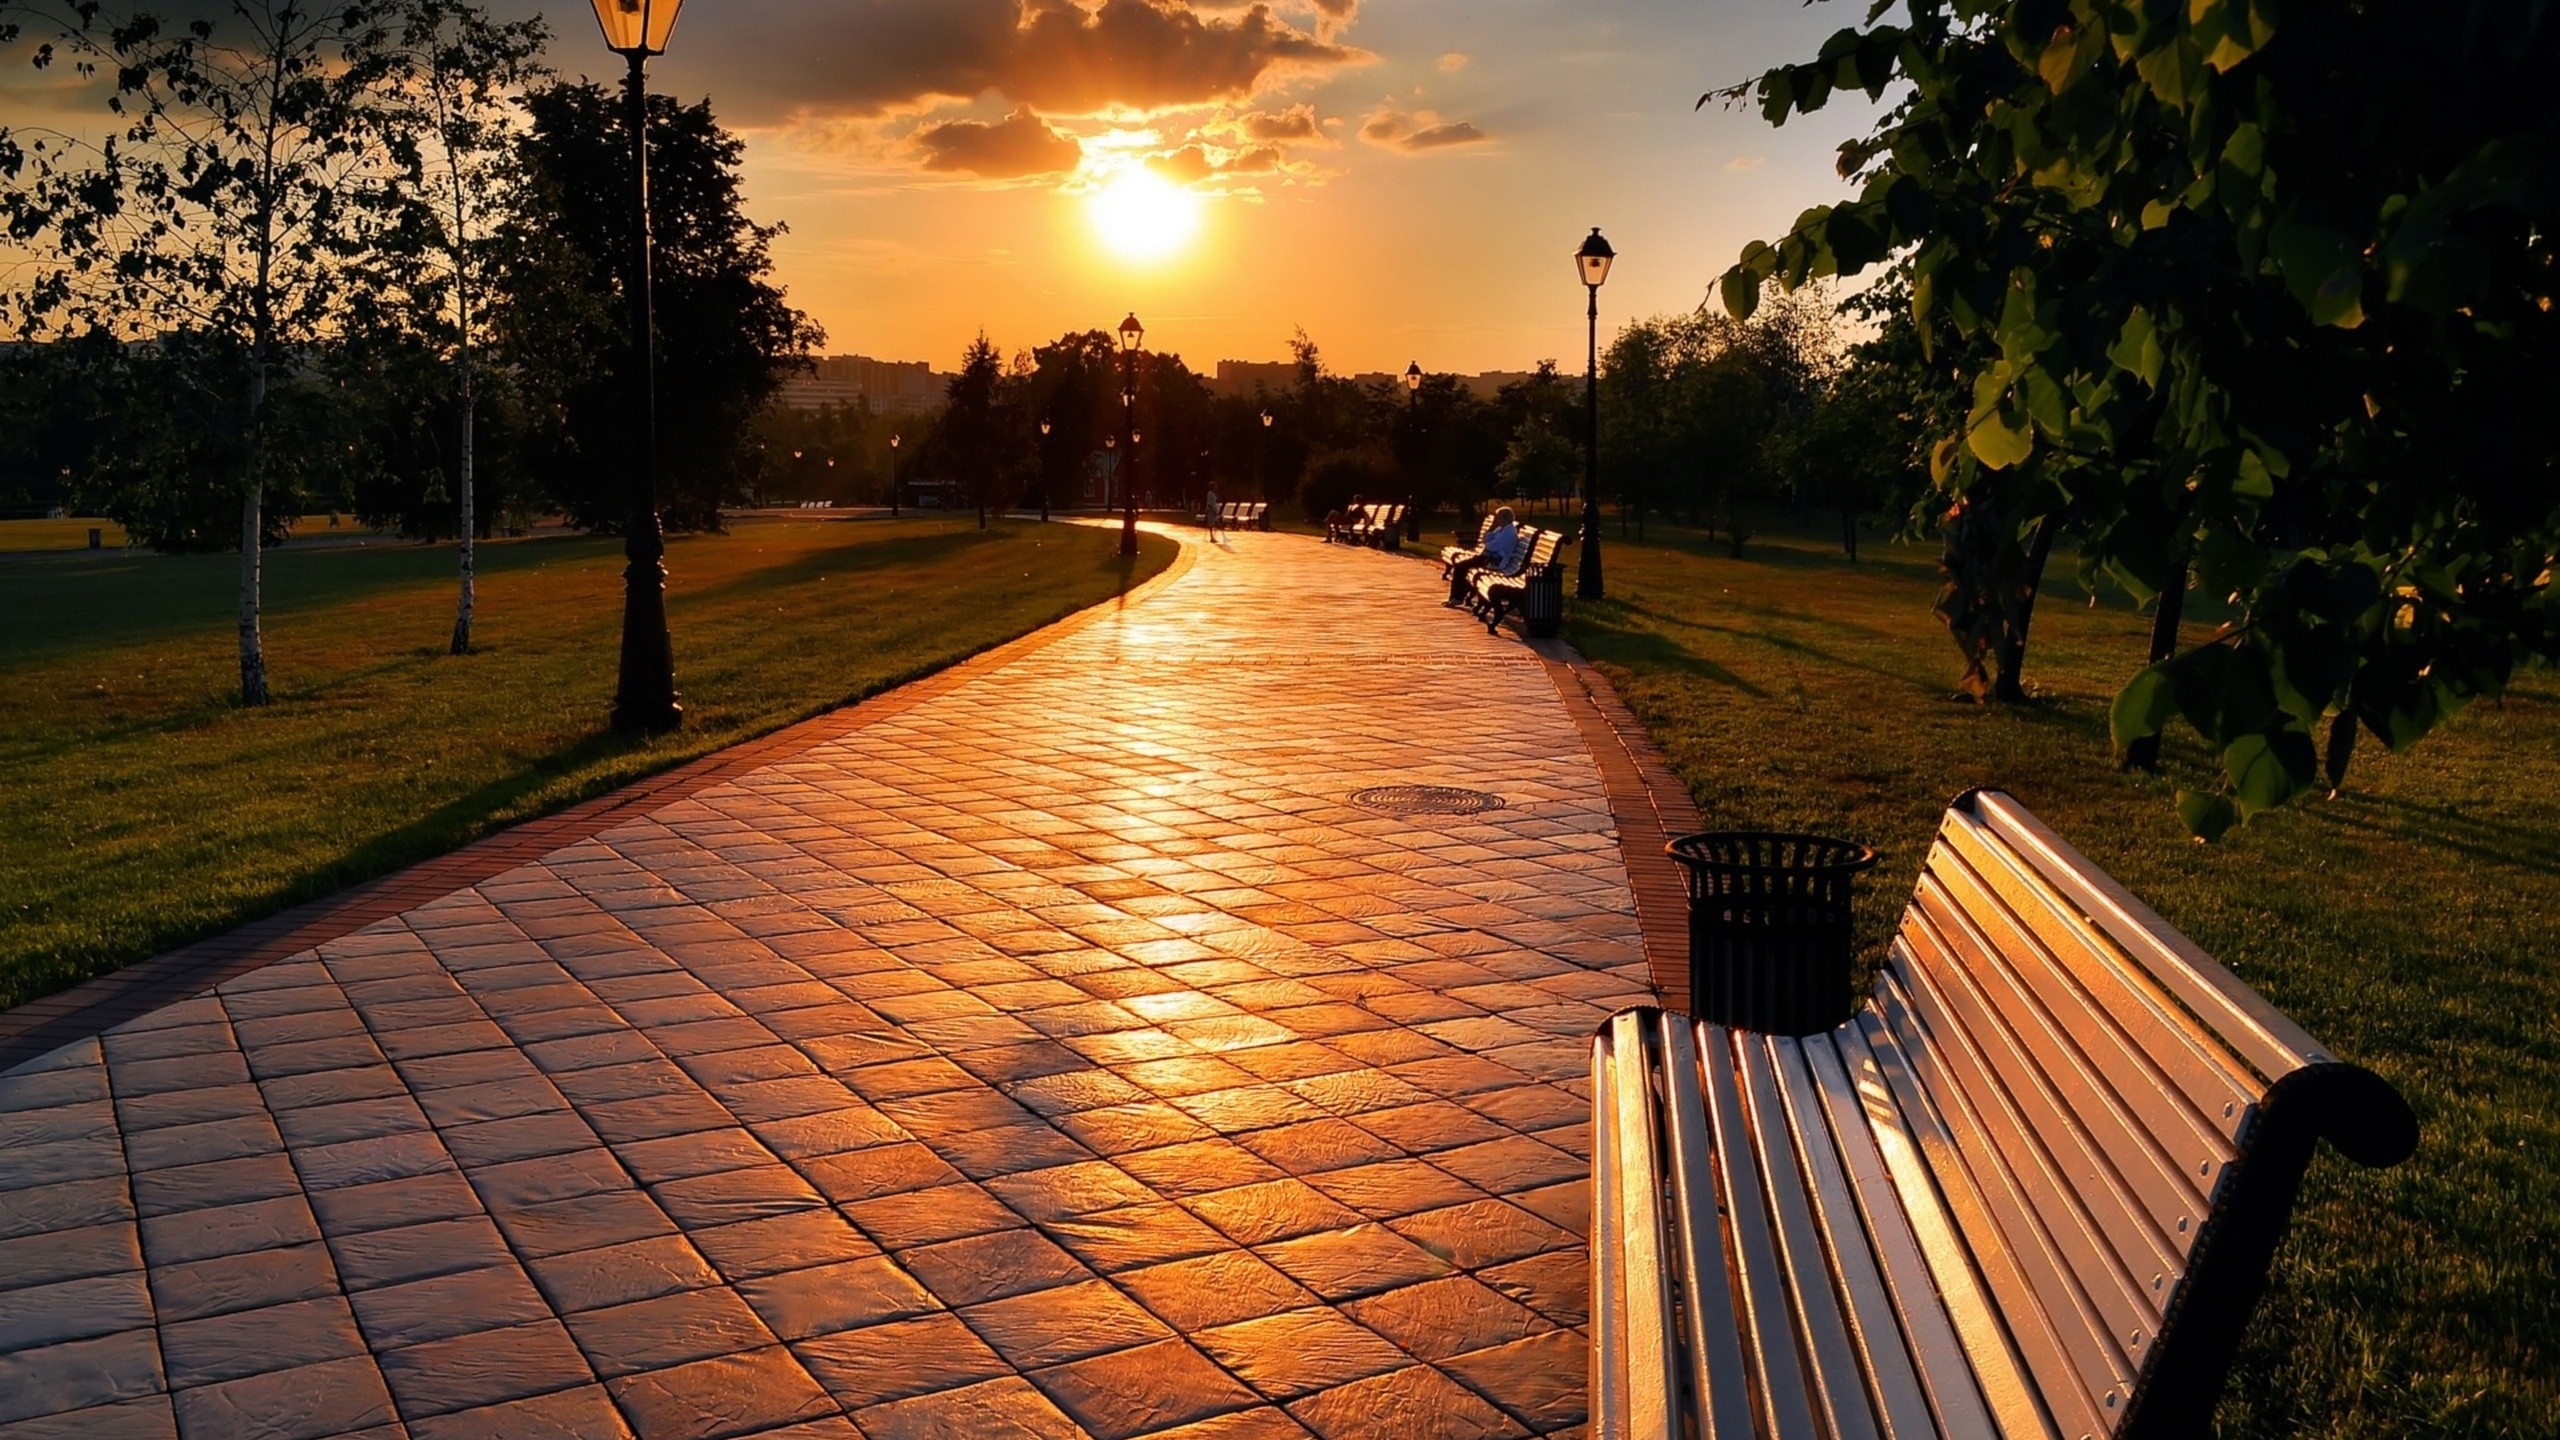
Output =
[
  {"x1": 676, "y1": 1, "x2": 1369, "y2": 128},
  {"x1": 1725, "y1": 155, "x2": 1765, "y2": 171},
  {"x1": 1437, "y1": 52, "x2": 1469, "y2": 73},
  {"x1": 915, "y1": 107, "x2": 1084, "y2": 176},
  {"x1": 1402, "y1": 120, "x2": 1486, "y2": 149},
  {"x1": 1359, "y1": 103, "x2": 1491, "y2": 152},
  {"x1": 1228, "y1": 103, "x2": 1325, "y2": 144},
  {"x1": 1147, "y1": 141, "x2": 1286, "y2": 183}
]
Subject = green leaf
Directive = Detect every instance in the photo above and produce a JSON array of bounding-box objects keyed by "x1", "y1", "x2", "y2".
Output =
[
  {"x1": 2268, "y1": 218, "x2": 2367, "y2": 329},
  {"x1": 2177, "y1": 790, "x2": 2240, "y2": 842},
  {"x1": 2111, "y1": 665, "x2": 2180, "y2": 752},
  {"x1": 2107, "y1": 308, "x2": 2163, "y2": 388},
  {"x1": 1721, "y1": 269, "x2": 1756, "y2": 320},
  {"x1": 2223, "y1": 729, "x2": 2315, "y2": 816}
]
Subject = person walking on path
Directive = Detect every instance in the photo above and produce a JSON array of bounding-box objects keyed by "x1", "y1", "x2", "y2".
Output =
[
  {"x1": 1448, "y1": 505, "x2": 1523, "y2": 604},
  {"x1": 1204, "y1": 483, "x2": 1222, "y2": 537}
]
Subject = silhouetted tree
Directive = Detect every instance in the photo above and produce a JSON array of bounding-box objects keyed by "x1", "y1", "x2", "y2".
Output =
[{"x1": 508, "y1": 80, "x2": 818, "y2": 533}]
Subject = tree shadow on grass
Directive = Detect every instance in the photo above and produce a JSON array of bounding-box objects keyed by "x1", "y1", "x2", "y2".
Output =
[
  {"x1": 2301, "y1": 791, "x2": 2560, "y2": 878},
  {"x1": 1589, "y1": 596, "x2": 1944, "y2": 698},
  {"x1": 1566, "y1": 612, "x2": 1770, "y2": 697},
  {"x1": 677, "y1": 525, "x2": 1001, "y2": 606}
]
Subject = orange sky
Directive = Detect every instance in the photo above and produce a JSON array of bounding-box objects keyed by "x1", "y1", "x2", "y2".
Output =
[
  {"x1": 2, "y1": 2, "x2": 1886, "y2": 375},
  {"x1": 677, "y1": 1, "x2": 1884, "y2": 375}
]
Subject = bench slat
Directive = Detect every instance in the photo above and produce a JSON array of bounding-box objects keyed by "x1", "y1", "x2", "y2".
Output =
[
  {"x1": 1971, "y1": 793, "x2": 2336, "y2": 1081},
  {"x1": 1698, "y1": 1022, "x2": 1827, "y2": 1439},
  {"x1": 1597, "y1": 1013, "x2": 1681, "y2": 1439},
  {"x1": 1910, "y1": 872, "x2": 2217, "y2": 1277},
  {"x1": 1894, "y1": 908, "x2": 2180, "y2": 1381},
  {"x1": 1937, "y1": 815, "x2": 2258, "y2": 1149},
  {"x1": 1736, "y1": 1031, "x2": 1888, "y2": 1440},
  {"x1": 1918, "y1": 841, "x2": 2243, "y2": 1193},
  {"x1": 1802, "y1": 1034, "x2": 2018, "y2": 1440},
  {"x1": 1871, "y1": 976, "x2": 2137, "y2": 1434},
  {"x1": 1854, "y1": 1004, "x2": 2108, "y2": 1440},
  {"x1": 1659, "y1": 1018, "x2": 1770, "y2": 1439}
]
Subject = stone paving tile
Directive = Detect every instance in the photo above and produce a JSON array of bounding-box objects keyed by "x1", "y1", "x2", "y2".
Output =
[{"x1": 0, "y1": 528, "x2": 1652, "y2": 1437}]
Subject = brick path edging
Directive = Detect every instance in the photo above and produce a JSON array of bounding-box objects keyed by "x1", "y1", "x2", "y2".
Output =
[
  {"x1": 0, "y1": 537, "x2": 1200, "y2": 1072},
  {"x1": 1530, "y1": 642, "x2": 1702, "y2": 1011}
]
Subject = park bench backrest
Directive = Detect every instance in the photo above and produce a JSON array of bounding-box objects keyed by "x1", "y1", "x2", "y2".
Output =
[
  {"x1": 1518, "y1": 529, "x2": 1561, "y2": 574},
  {"x1": 1872, "y1": 790, "x2": 2415, "y2": 1436}
]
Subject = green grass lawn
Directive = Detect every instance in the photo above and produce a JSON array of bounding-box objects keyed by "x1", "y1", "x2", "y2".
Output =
[
  {"x1": 1570, "y1": 525, "x2": 2554, "y2": 1439},
  {"x1": 0, "y1": 516, "x2": 1173, "y2": 1010}
]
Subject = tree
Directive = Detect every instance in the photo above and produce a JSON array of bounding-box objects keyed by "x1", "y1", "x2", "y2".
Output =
[
  {"x1": 935, "y1": 333, "x2": 1007, "y2": 528},
  {"x1": 1720, "y1": 1, "x2": 2560, "y2": 835},
  {"x1": 2, "y1": 0, "x2": 403, "y2": 704},
  {"x1": 374, "y1": 0, "x2": 546, "y2": 653},
  {"x1": 507, "y1": 80, "x2": 818, "y2": 533}
]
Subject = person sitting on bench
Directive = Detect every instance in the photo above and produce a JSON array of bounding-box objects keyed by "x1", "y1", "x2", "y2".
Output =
[
  {"x1": 1323, "y1": 494, "x2": 1367, "y2": 543},
  {"x1": 1446, "y1": 507, "x2": 1522, "y2": 605}
]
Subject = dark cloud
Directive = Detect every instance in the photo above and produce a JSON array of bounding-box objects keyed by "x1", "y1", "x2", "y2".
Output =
[
  {"x1": 656, "y1": 1, "x2": 1364, "y2": 127},
  {"x1": 914, "y1": 106, "x2": 1083, "y2": 177},
  {"x1": 1360, "y1": 103, "x2": 1490, "y2": 152},
  {"x1": 1402, "y1": 120, "x2": 1487, "y2": 149}
]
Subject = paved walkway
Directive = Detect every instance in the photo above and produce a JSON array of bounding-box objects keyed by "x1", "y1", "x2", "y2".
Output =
[{"x1": 0, "y1": 528, "x2": 1660, "y2": 1440}]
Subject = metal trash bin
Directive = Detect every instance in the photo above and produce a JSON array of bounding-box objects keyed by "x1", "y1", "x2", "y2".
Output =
[
  {"x1": 1520, "y1": 565, "x2": 1564, "y2": 638},
  {"x1": 1666, "y1": 832, "x2": 1877, "y2": 1034}
]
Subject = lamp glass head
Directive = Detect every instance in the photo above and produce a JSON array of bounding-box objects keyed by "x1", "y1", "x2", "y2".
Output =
[
  {"x1": 1576, "y1": 227, "x2": 1615, "y2": 288},
  {"x1": 592, "y1": 0, "x2": 682, "y2": 56},
  {"x1": 889, "y1": 434, "x2": 900, "y2": 449},
  {"x1": 1403, "y1": 362, "x2": 1423, "y2": 393},
  {"x1": 1118, "y1": 313, "x2": 1144, "y2": 351},
  {"x1": 1040, "y1": 420, "x2": 1052, "y2": 435},
  {"x1": 1260, "y1": 410, "x2": 1273, "y2": 428}
]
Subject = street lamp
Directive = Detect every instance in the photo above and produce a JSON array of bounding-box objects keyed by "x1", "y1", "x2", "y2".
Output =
[
  {"x1": 1403, "y1": 361, "x2": 1422, "y2": 395},
  {"x1": 1038, "y1": 419, "x2": 1052, "y2": 522},
  {"x1": 1258, "y1": 409, "x2": 1273, "y2": 503},
  {"x1": 888, "y1": 433, "x2": 901, "y2": 516},
  {"x1": 1575, "y1": 227, "x2": 1614, "y2": 600},
  {"x1": 1402, "y1": 362, "x2": 1425, "y2": 541},
  {"x1": 592, "y1": 0, "x2": 687, "y2": 734},
  {"x1": 1117, "y1": 312, "x2": 1143, "y2": 558}
]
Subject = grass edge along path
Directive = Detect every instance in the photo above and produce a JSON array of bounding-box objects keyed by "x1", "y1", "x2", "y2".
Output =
[
  {"x1": 0, "y1": 519, "x2": 1177, "y2": 1016},
  {"x1": 1566, "y1": 525, "x2": 2555, "y2": 1440}
]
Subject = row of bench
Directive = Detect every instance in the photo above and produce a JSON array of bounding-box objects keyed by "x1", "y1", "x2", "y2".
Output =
[
  {"x1": 1205, "y1": 502, "x2": 1271, "y2": 530},
  {"x1": 1325, "y1": 503, "x2": 1406, "y2": 548}
]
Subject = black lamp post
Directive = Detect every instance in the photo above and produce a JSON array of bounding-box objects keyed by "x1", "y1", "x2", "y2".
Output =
[
  {"x1": 888, "y1": 433, "x2": 900, "y2": 515},
  {"x1": 1258, "y1": 408, "x2": 1273, "y2": 502},
  {"x1": 1038, "y1": 420, "x2": 1052, "y2": 522},
  {"x1": 1575, "y1": 227, "x2": 1614, "y2": 600},
  {"x1": 1402, "y1": 362, "x2": 1425, "y2": 540},
  {"x1": 1117, "y1": 313, "x2": 1143, "y2": 558},
  {"x1": 593, "y1": 0, "x2": 685, "y2": 734}
]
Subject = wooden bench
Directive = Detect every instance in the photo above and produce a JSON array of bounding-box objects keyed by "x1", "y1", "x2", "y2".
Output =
[
  {"x1": 1208, "y1": 501, "x2": 1270, "y2": 531},
  {"x1": 1468, "y1": 527, "x2": 1565, "y2": 632},
  {"x1": 1591, "y1": 789, "x2": 2418, "y2": 1440}
]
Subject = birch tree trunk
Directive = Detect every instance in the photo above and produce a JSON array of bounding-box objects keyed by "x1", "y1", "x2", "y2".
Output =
[
  {"x1": 239, "y1": 339, "x2": 271, "y2": 706},
  {"x1": 451, "y1": 354, "x2": 476, "y2": 653}
]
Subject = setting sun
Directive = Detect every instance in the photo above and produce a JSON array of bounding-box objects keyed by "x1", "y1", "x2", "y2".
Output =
[{"x1": 1087, "y1": 166, "x2": 1203, "y2": 264}]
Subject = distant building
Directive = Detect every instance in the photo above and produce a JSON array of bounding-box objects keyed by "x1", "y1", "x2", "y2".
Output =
[
  {"x1": 1208, "y1": 358, "x2": 1545, "y2": 402},
  {"x1": 776, "y1": 356, "x2": 950, "y2": 416}
]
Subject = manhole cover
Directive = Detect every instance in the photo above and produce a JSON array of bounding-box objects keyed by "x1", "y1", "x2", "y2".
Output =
[{"x1": 1350, "y1": 785, "x2": 1505, "y2": 816}]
